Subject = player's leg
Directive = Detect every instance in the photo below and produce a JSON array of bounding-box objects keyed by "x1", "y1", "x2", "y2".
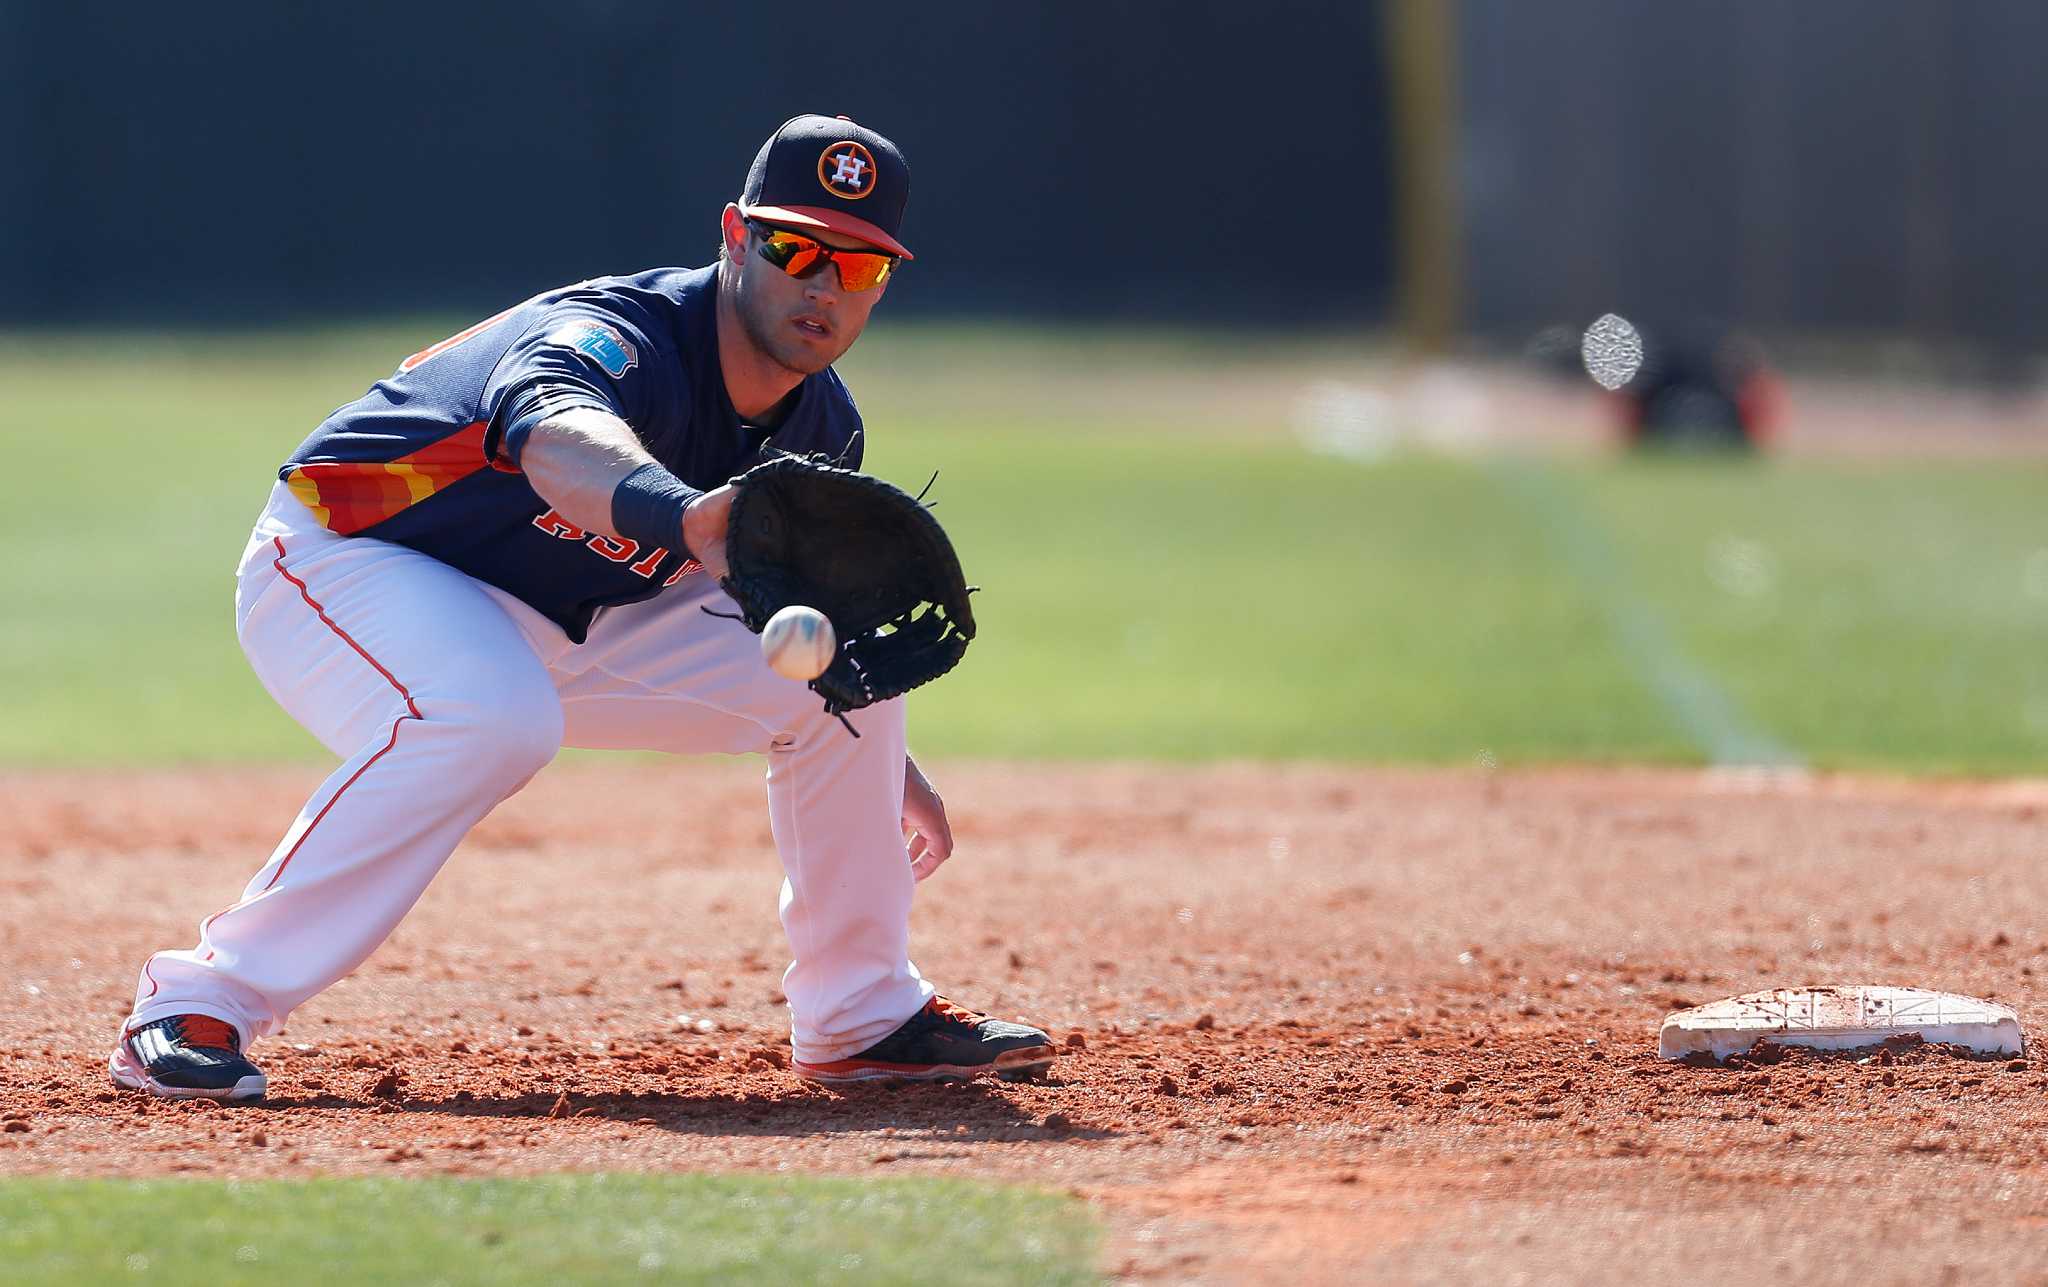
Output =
[
  {"x1": 118, "y1": 486, "x2": 563, "y2": 1091},
  {"x1": 541, "y1": 573, "x2": 935, "y2": 1066}
]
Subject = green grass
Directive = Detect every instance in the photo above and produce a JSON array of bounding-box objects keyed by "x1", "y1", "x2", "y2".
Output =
[
  {"x1": 1567, "y1": 455, "x2": 2048, "y2": 773},
  {"x1": 3, "y1": 325, "x2": 2046, "y2": 772},
  {"x1": 0, "y1": 1174, "x2": 1098, "y2": 1286}
]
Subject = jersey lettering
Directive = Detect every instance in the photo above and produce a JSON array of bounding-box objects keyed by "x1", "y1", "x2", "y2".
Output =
[
  {"x1": 663, "y1": 560, "x2": 701, "y2": 587},
  {"x1": 532, "y1": 509, "x2": 586, "y2": 540},
  {"x1": 531, "y1": 510, "x2": 692, "y2": 583}
]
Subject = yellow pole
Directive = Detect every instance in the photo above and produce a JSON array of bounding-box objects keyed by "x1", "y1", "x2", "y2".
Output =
[{"x1": 1384, "y1": 0, "x2": 1460, "y2": 353}]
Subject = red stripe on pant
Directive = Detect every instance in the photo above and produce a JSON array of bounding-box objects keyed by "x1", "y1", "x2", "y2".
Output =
[
  {"x1": 258, "y1": 537, "x2": 424, "y2": 896},
  {"x1": 149, "y1": 538, "x2": 425, "y2": 992}
]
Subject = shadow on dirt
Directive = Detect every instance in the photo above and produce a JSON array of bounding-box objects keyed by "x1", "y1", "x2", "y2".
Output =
[{"x1": 251, "y1": 1078, "x2": 1118, "y2": 1142}]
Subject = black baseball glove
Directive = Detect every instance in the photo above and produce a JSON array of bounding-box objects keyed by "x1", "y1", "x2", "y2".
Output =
[{"x1": 713, "y1": 454, "x2": 976, "y2": 731}]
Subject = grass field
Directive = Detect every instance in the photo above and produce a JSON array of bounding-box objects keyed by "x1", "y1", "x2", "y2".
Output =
[
  {"x1": 0, "y1": 1174, "x2": 1096, "y2": 1285},
  {"x1": 3, "y1": 324, "x2": 2045, "y2": 772}
]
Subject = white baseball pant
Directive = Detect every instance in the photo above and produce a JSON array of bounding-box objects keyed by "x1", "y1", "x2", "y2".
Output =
[{"x1": 124, "y1": 483, "x2": 934, "y2": 1064}]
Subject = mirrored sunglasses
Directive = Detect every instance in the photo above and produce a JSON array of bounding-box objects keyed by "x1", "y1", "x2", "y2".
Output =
[{"x1": 748, "y1": 220, "x2": 899, "y2": 292}]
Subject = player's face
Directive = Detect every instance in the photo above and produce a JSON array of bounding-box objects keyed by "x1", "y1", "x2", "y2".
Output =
[{"x1": 723, "y1": 208, "x2": 890, "y2": 376}]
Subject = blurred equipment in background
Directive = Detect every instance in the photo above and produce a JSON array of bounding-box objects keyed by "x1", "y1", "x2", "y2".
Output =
[
  {"x1": 1537, "y1": 317, "x2": 1782, "y2": 452},
  {"x1": 1613, "y1": 323, "x2": 1781, "y2": 452}
]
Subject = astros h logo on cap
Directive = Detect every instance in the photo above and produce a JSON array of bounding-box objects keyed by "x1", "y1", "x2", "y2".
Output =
[
  {"x1": 819, "y1": 142, "x2": 877, "y2": 200},
  {"x1": 739, "y1": 114, "x2": 914, "y2": 259}
]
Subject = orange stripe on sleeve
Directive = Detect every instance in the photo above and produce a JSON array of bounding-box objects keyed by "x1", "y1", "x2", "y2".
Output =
[{"x1": 284, "y1": 421, "x2": 495, "y2": 535}]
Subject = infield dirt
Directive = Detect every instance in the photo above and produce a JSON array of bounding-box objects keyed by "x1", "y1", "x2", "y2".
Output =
[{"x1": 5, "y1": 762, "x2": 2048, "y2": 1283}]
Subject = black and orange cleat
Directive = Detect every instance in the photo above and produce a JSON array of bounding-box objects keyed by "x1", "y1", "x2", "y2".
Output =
[
  {"x1": 110, "y1": 1014, "x2": 267, "y2": 1102},
  {"x1": 794, "y1": 996, "x2": 1055, "y2": 1084}
]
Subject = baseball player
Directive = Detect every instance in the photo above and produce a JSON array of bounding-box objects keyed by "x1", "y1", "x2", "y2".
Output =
[{"x1": 109, "y1": 115, "x2": 1055, "y2": 1102}]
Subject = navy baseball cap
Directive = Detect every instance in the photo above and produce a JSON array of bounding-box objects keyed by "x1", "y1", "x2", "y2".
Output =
[{"x1": 739, "y1": 114, "x2": 914, "y2": 260}]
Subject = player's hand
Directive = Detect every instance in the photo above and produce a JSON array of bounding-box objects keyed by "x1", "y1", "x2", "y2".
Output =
[
  {"x1": 682, "y1": 485, "x2": 736, "y2": 581},
  {"x1": 902, "y1": 756, "x2": 953, "y2": 881}
]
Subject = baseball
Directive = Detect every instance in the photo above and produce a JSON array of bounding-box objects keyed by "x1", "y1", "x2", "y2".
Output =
[{"x1": 762, "y1": 605, "x2": 836, "y2": 681}]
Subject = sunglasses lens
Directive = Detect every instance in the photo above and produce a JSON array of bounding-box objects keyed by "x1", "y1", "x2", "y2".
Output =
[
  {"x1": 834, "y1": 253, "x2": 896, "y2": 292},
  {"x1": 784, "y1": 245, "x2": 828, "y2": 277},
  {"x1": 757, "y1": 231, "x2": 818, "y2": 273},
  {"x1": 754, "y1": 225, "x2": 896, "y2": 291}
]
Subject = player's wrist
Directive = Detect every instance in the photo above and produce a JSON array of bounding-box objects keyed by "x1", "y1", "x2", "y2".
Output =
[
  {"x1": 613, "y1": 463, "x2": 702, "y2": 560},
  {"x1": 682, "y1": 486, "x2": 736, "y2": 554}
]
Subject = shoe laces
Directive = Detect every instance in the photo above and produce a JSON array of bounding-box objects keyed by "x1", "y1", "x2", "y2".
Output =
[
  {"x1": 172, "y1": 1015, "x2": 240, "y2": 1051},
  {"x1": 926, "y1": 996, "x2": 986, "y2": 1027}
]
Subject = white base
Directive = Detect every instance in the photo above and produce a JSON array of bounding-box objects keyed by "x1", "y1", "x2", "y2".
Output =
[{"x1": 1658, "y1": 986, "x2": 2023, "y2": 1062}]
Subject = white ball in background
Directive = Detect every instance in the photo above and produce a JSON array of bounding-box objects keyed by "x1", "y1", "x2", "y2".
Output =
[
  {"x1": 1581, "y1": 312, "x2": 1645, "y2": 390},
  {"x1": 761, "y1": 605, "x2": 836, "y2": 681}
]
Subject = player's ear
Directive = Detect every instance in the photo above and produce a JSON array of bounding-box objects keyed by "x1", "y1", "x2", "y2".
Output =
[{"x1": 720, "y1": 205, "x2": 749, "y2": 262}]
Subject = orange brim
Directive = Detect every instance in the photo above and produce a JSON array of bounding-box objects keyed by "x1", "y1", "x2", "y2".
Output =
[{"x1": 739, "y1": 203, "x2": 914, "y2": 259}]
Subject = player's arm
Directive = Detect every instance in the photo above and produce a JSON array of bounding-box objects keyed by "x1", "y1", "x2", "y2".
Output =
[
  {"x1": 487, "y1": 309, "x2": 736, "y2": 576},
  {"x1": 520, "y1": 408, "x2": 736, "y2": 579}
]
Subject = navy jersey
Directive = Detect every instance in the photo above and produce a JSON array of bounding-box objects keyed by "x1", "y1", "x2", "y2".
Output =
[{"x1": 281, "y1": 266, "x2": 864, "y2": 641}]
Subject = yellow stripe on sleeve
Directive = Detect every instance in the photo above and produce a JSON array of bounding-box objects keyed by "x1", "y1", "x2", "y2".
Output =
[
  {"x1": 385, "y1": 462, "x2": 436, "y2": 506},
  {"x1": 285, "y1": 470, "x2": 333, "y2": 529}
]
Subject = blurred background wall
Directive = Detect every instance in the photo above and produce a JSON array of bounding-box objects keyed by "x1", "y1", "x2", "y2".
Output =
[
  {"x1": 0, "y1": 1, "x2": 1392, "y2": 326},
  {"x1": 1456, "y1": 0, "x2": 2048, "y2": 367},
  {"x1": 5, "y1": 1, "x2": 2047, "y2": 364}
]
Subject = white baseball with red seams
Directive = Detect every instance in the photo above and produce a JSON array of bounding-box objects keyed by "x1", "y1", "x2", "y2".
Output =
[
  {"x1": 762, "y1": 604, "x2": 835, "y2": 681},
  {"x1": 122, "y1": 482, "x2": 935, "y2": 1066}
]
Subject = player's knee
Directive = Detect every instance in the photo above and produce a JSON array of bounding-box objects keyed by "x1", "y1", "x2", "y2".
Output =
[
  {"x1": 427, "y1": 687, "x2": 563, "y2": 784},
  {"x1": 479, "y1": 696, "x2": 564, "y2": 781},
  {"x1": 500, "y1": 714, "x2": 563, "y2": 783}
]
